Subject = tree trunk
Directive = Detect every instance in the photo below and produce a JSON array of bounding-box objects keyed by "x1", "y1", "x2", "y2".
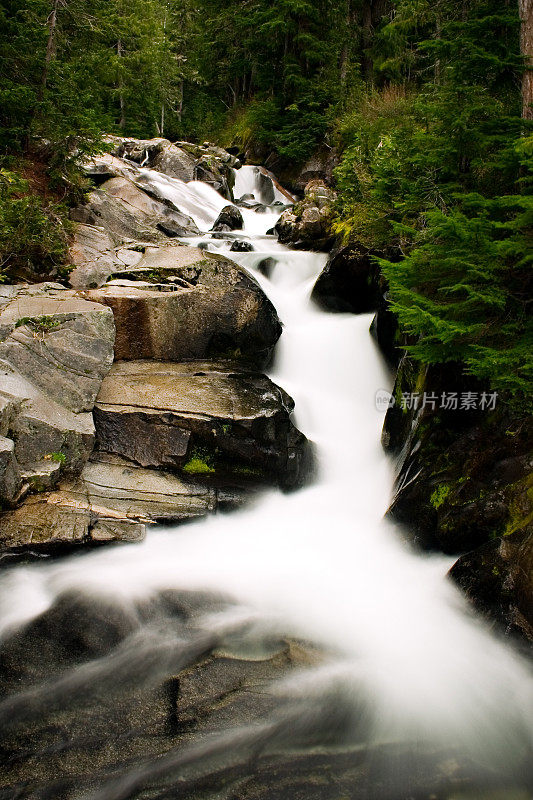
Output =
[
  {"x1": 176, "y1": 80, "x2": 184, "y2": 120},
  {"x1": 361, "y1": 1, "x2": 373, "y2": 81},
  {"x1": 434, "y1": 17, "x2": 442, "y2": 84},
  {"x1": 117, "y1": 39, "x2": 126, "y2": 130},
  {"x1": 339, "y1": 0, "x2": 354, "y2": 90},
  {"x1": 39, "y1": 0, "x2": 60, "y2": 100},
  {"x1": 519, "y1": 0, "x2": 533, "y2": 118}
]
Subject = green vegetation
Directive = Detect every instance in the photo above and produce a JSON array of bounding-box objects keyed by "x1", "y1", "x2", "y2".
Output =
[
  {"x1": 430, "y1": 484, "x2": 451, "y2": 510},
  {"x1": 182, "y1": 446, "x2": 216, "y2": 475},
  {"x1": 330, "y1": 0, "x2": 532, "y2": 412},
  {"x1": 0, "y1": 170, "x2": 71, "y2": 282},
  {"x1": 15, "y1": 314, "x2": 62, "y2": 331},
  {"x1": 48, "y1": 452, "x2": 66, "y2": 464},
  {"x1": 182, "y1": 458, "x2": 215, "y2": 475}
]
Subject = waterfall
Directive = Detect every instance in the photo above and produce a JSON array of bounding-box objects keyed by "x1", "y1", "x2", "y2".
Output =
[
  {"x1": 0, "y1": 168, "x2": 531, "y2": 799},
  {"x1": 233, "y1": 164, "x2": 290, "y2": 205}
]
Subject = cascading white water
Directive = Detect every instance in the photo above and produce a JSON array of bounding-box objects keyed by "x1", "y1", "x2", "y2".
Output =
[
  {"x1": 0, "y1": 167, "x2": 532, "y2": 791},
  {"x1": 136, "y1": 166, "x2": 281, "y2": 236},
  {"x1": 233, "y1": 164, "x2": 290, "y2": 205}
]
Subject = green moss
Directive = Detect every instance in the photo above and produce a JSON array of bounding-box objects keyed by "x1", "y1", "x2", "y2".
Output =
[
  {"x1": 232, "y1": 464, "x2": 262, "y2": 477},
  {"x1": 182, "y1": 457, "x2": 215, "y2": 475},
  {"x1": 430, "y1": 484, "x2": 451, "y2": 510},
  {"x1": 215, "y1": 346, "x2": 243, "y2": 360},
  {"x1": 182, "y1": 445, "x2": 216, "y2": 475},
  {"x1": 15, "y1": 315, "x2": 62, "y2": 332}
]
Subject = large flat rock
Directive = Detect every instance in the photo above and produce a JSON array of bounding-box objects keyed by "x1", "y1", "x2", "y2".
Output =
[
  {"x1": 0, "y1": 285, "x2": 115, "y2": 503},
  {"x1": 79, "y1": 458, "x2": 217, "y2": 523},
  {"x1": 0, "y1": 285, "x2": 115, "y2": 413},
  {"x1": 0, "y1": 456, "x2": 220, "y2": 551},
  {"x1": 83, "y1": 252, "x2": 281, "y2": 366},
  {"x1": 68, "y1": 175, "x2": 201, "y2": 288},
  {"x1": 94, "y1": 361, "x2": 310, "y2": 488}
]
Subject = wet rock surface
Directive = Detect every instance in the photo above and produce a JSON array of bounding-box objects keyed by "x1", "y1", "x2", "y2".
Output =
[
  {"x1": 0, "y1": 590, "x2": 497, "y2": 800},
  {"x1": 275, "y1": 180, "x2": 335, "y2": 251},
  {"x1": 382, "y1": 357, "x2": 533, "y2": 643},
  {"x1": 450, "y1": 528, "x2": 533, "y2": 645},
  {"x1": 312, "y1": 240, "x2": 383, "y2": 313},
  {"x1": 369, "y1": 291, "x2": 404, "y2": 368},
  {"x1": 211, "y1": 204, "x2": 244, "y2": 232},
  {"x1": 94, "y1": 360, "x2": 311, "y2": 489}
]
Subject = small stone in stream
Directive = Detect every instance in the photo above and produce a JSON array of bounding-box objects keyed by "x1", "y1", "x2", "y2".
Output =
[
  {"x1": 230, "y1": 241, "x2": 254, "y2": 252},
  {"x1": 211, "y1": 205, "x2": 244, "y2": 232},
  {"x1": 266, "y1": 227, "x2": 276, "y2": 236},
  {"x1": 258, "y1": 257, "x2": 276, "y2": 277}
]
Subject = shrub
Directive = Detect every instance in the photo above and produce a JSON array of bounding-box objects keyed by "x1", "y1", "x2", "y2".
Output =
[{"x1": 0, "y1": 170, "x2": 71, "y2": 282}]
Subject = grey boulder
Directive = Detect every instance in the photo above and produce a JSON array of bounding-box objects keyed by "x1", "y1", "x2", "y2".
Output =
[
  {"x1": 0, "y1": 285, "x2": 115, "y2": 499},
  {"x1": 275, "y1": 180, "x2": 335, "y2": 251},
  {"x1": 211, "y1": 205, "x2": 244, "y2": 232},
  {"x1": 83, "y1": 252, "x2": 281, "y2": 367}
]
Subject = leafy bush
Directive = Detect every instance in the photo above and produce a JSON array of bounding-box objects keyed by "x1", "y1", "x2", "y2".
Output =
[
  {"x1": 0, "y1": 170, "x2": 71, "y2": 282},
  {"x1": 380, "y1": 138, "x2": 533, "y2": 409}
]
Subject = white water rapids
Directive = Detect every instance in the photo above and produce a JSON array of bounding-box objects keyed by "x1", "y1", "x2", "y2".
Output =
[{"x1": 0, "y1": 166, "x2": 532, "y2": 795}]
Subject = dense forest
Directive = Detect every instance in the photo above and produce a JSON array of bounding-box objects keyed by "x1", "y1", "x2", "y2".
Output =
[{"x1": 0, "y1": 0, "x2": 532, "y2": 408}]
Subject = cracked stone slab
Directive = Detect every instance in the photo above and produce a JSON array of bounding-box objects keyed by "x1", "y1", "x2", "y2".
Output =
[
  {"x1": 0, "y1": 456, "x2": 218, "y2": 552},
  {"x1": 0, "y1": 286, "x2": 115, "y2": 413},
  {"x1": 0, "y1": 285, "x2": 115, "y2": 498}
]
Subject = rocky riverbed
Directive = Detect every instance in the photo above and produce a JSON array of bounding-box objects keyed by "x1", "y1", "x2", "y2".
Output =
[{"x1": 0, "y1": 139, "x2": 311, "y2": 555}]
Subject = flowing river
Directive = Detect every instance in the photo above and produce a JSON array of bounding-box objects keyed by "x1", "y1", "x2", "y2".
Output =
[{"x1": 0, "y1": 166, "x2": 531, "y2": 799}]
